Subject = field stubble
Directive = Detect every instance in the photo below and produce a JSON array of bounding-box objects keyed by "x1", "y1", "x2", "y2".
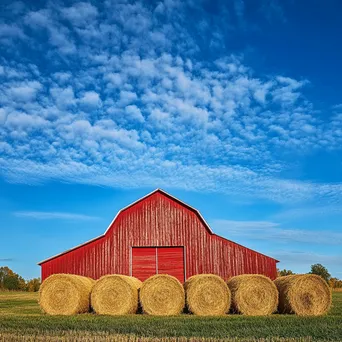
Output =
[{"x1": 0, "y1": 291, "x2": 341, "y2": 342}]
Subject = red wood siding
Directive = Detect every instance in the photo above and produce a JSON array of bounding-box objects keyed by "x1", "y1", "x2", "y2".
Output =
[
  {"x1": 157, "y1": 247, "x2": 184, "y2": 282},
  {"x1": 132, "y1": 247, "x2": 156, "y2": 281},
  {"x1": 131, "y1": 247, "x2": 185, "y2": 282},
  {"x1": 40, "y1": 191, "x2": 278, "y2": 281}
]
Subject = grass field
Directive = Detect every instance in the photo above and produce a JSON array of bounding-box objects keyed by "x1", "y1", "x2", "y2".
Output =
[{"x1": 0, "y1": 291, "x2": 341, "y2": 341}]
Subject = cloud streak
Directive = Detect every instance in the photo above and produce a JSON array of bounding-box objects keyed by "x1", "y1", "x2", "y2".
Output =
[
  {"x1": 212, "y1": 219, "x2": 342, "y2": 245},
  {"x1": 272, "y1": 206, "x2": 342, "y2": 221},
  {"x1": 0, "y1": 258, "x2": 13, "y2": 262},
  {"x1": 273, "y1": 251, "x2": 342, "y2": 266},
  {"x1": 13, "y1": 211, "x2": 100, "y2": 221}
]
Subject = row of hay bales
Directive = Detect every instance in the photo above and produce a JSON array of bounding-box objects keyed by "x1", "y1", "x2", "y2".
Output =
[{"x1": 39, "y1": 273, "x2": 331, "y2": 316}]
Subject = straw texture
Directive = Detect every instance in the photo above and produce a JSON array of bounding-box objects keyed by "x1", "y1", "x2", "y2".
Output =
[
  {"x1": 227, "y1": 274, "x2": 278, "y2": 316},
  {"x1": 91, "y1": 275, "x2": 142, "y2": 315},
  {"x1": 140, "y1": 274, "x2": 185, "y2": 316},
  {"x1": 185, "y1": 274, "x2": 231, "y2": 315},
  {"x1": 39, "y1": 274, "x2": 94, "y2": 315},
  {"x1": 274, "y1": 274, "x2": 331, "y2": 316}
]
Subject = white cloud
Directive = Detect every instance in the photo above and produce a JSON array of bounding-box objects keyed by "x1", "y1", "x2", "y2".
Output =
[
  {"x1": 0, "y1": 142, "x2": 12, "y2": 154},
  {"x1": 50, "y1": 86, "x2": 76, "y2": 109},
  {"x1": 332, "y1": 103, "x2": 342, "y2": 110},
  {"x1": 149, "y1": 108, "x2": 171, "y2": 128},
  {"x1": 274, "y1": 251, "x2": 342, "y2": 266},
  {"x1": 13, "y1": 211, "x2": 99, "y2": 220},
  {"x1": 105, "y1": 73, "x2": 123, "y2": 87},
  {"x1": 61, "y1": 2, "x2": 98, "y2": 27},
  {"x1": 118, "y1": 91, "x2": 138, "y2": 107},
  {"x1": 276, "y1": 76, "x2": 307, "y2": 89},
  {"x1": 48, "y1": 27, "x2": 76, "y2": 55},
  {"x1": 5, "y1": 112, "x2": 49, "y2": 129},
  {"x1": 0, "y1": 0, "x2": 341, "y2": 207},
  {"x1": 253, "y1": 88, "x2": 267, "y2": 104},
  {"x1": 52, "y1": 72, "x2": 72, "y2": 84},
  {"x1": 8, "y1": 81, "x2": 42, "y2": 102},
  {"x1": 125, "y1": 105, "x2": 145, "y2": 122},
  {"x1": 9, "y1": 86, "x2": 36, "y2": 102},
  {"x1": 0, "y1": 23, "x2": 25, "y2": 40},
  {"x1": 79, "y1": 91, "x2": 101, "y2": 109},
  {"x1": 24, "y1": 9, "x2": 51, "y2": 28},
  {"x1": 272, "y1": 206, "x2": 342, "y2": 221},
  {"x1": 0, "y1": 108, "x2": 7, "y2": 124},
  {"x1": 212, "y1": 219, "x2": 342, "y2": 245},
  {"x1": 24, "y1": 9, "x2": 76, "y2": 55}
]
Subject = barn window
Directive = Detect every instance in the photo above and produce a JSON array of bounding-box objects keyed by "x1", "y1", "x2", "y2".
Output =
[{"x1": 131, "y1": 246, "x2": 185, "y2": 282}]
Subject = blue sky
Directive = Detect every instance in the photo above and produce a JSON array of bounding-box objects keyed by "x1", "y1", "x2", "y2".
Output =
[{"x1": 0, "y1": 0, "x2": 341, "y2": 280}]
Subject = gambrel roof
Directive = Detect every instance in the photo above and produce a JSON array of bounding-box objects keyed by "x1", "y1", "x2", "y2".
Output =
[{"x1": 38, "y1": 188, "x2": 278, "y2": 264}]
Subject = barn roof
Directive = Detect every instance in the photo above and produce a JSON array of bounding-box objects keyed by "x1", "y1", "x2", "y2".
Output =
[{"x1": 38, "y1": 188, "x2": 279, "y2": 265}]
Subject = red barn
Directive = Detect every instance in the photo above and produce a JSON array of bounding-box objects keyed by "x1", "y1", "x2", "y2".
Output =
[{"x1": 38, "y1": 189, "x2": 278, "y2": 282}]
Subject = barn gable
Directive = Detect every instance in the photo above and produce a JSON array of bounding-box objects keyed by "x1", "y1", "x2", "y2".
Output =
[
  {"x1": 104, "y1": 188, "x2": 213, "y2": 235},
  {"x1": 38, "y1": 189, "x2": 279, "y2": 281},
  {"x1": 38, "y1": 189, "x2": 212, "y2": 265}
]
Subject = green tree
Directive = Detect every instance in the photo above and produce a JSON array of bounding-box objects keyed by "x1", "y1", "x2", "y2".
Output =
[
  {"x1": 0, "y1": 266, "x2": 30, "y2": 291},
  {"x1": 0, "y1": 266, "x2": 14, "y2": 289},
  {"x1": 278, "y1": 269, "x2": 295, "y2": 277},
  {"x1": 26, "y1": 278, "x2": 41, "y2": 292},
  {"x1": 329, "y1": 277, "x2": 342, "y2": 288},
  {"x1": 3, "y1": 274, "x2": 20, "y2": 290},
  {"x1": 309, "y1": 263, "x2": 331, "y2": 283},
  {"x1": 18, "y1": 276, "x2": 27, "y2": 291}
]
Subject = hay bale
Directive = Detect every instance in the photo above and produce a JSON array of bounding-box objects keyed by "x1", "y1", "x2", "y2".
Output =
[
  {"x1": 140, "y1": 274, "x2": 185, "y2": 315},
  {"x1": 39, "y1": 274, "x2": 95, "y2": 315},
  {"x1": 91, "y1": 275, "x2": 142, "y2": 315},
  {"x1": 184, "y1": 274, "x2": 230, "y2": 316},
  {"x1": 227, "y1": 274, "x2": 278, "y2": 316},
  {"x1": 274, "y1": 274, "x2": 332, "y2": 316}
]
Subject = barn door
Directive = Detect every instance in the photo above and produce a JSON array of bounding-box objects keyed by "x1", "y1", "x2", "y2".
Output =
[
  {"x1": 131, "y1": 246, "x2": 185, "y2": 282},
  {"x1": 157, "y1": 247, "x2": 185, "y2": 282},
  {"x1": 131, "y1": 247, "x2": 156, "y2": 281}
]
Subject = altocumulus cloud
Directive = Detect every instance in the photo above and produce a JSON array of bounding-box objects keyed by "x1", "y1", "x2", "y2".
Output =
[{"x1": 0, "y1": 0, "x2": 342, "y2": 204}]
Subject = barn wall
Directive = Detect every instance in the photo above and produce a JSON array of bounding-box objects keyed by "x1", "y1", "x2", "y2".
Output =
[{"x1": 41, "y1": 192, "x2": 278, "y2": 281}]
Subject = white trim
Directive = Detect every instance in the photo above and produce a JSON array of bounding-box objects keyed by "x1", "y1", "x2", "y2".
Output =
[
  {"x1": 183, "y1": 246, "x2": 186, "y2": 281},
  {"x1": 38, "y1": 188, "x2": 214, "y2": 265},
  {"x1": 160, "y1": 189, "x2": 214, "y2": 234},
  {"x1": 155, "y1": 247, "x2": 158, "y2": 274},
  {"x1": 129, "y1": 246, "x2": 132, "y2": 276},
  {"x1": 103, "y1": 188, "x2": 213, "y2": 235},
  {"x1": 37, "y1": 235, "x2": 104, "y2": 265}
]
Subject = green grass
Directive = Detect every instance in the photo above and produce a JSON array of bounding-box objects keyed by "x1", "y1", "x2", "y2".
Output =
[{"x1": 0, "y1": 292, "x2": 341, "y2": 341}]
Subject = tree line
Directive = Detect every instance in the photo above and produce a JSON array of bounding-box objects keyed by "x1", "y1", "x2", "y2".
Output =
[
  {"x1": 0, "y1": 267, "x2": 40, "y2": 292},
  {"x1": 278, "y1": 263, "x2": 342, "y2": 288}
]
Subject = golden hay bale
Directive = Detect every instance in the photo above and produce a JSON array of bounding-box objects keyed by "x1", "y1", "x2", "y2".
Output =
[
  {"x1": 91, "y1": 275, "x2": 142, "y2": 315},
  {"x1": 274, "y1": 274, "x2": 332, "y2": 316},
  {"x1": 140, "y1": 274, "x2": 185, "y2": 316},
  {"x1": 184, "y1": 274, "x2": 231, "y2": 316},
  {"x1": 39, "y1": 274, "x2": 95, "y2": 315},
  {"x1": 227, "y1": 274, "x2": 278, "y2": 316}
]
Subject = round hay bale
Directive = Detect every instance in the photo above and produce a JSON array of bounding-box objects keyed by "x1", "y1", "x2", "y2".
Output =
[
  {"x1": 91, "y1": 275, "x2": 142, "y2": 315},
  {"x1": 140, "y1": 274, "x2": 185, "y2": 316},
  {"x1": 39, "y1": 274, "x2": 95, "y2": 315},
  {"x1": 185, "y1": 274, "x2": 230, "y2": 316},
  {"x1": 227, "y1": 274, "x2": 278, "y2": 316},
  {"x1": 274, "y1": 274, "x2": 331, "y2": 316}
]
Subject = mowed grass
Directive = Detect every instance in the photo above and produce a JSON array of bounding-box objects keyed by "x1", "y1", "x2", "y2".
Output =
[{"x1": 0, "y1": 291, "x2": 341, "y2": 341}]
